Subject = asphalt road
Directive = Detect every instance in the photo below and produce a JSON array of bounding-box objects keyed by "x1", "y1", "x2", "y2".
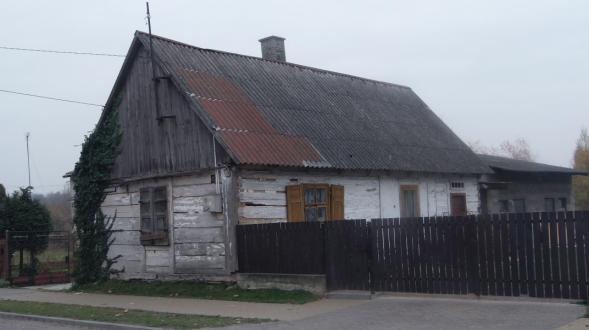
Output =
[
  {"x1": 0, "y1": 318, "x2": 97, "y2": 330},
  {"x1": 220, "y1": 296, "x2": 586, "y2": 330}
]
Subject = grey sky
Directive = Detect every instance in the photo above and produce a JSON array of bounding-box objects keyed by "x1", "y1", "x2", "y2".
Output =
[{"x1": 1, "y1": 0, "x2": 587, "y2": 194}]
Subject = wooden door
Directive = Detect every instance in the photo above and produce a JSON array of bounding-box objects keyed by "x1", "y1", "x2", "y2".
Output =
[{"x1": 450, "y1": 193, "x2": 467, "y2": 216}]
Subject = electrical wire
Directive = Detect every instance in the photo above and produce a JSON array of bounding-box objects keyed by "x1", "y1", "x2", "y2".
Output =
[
  {"x1": 0, "y1": 45, "x2": 124, "y2": 57},
  {"x1": 0, "y1": 89, "x2": 104, "y2": 108}
]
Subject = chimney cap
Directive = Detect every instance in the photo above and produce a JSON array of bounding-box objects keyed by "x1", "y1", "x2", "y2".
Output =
[{"x1": 258, "y1": 35, "x2": 286, "y2": 42}]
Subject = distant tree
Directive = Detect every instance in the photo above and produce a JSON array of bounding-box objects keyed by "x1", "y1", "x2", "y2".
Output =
[
  {"x1": 573, "y1": 128, "x2": 589, "y2": 210},
  {"x1": 34, "y1": 190, "x2": 73, "y2": 231},
  {"x1": 468, "y1": 138, "x2": 535, "y2": 161},
  {"x1": 0, "y1": 187, "x2": 53, "y2": 275},
  {"x1": 499, "y1": 138, "x2": 535, "y2": 161},
  {"x1": 0, "y1": 184, "x2": 6, "y2": 200},
  {"x1": 467, "y1": 140, "x2": 501, "y2": 156}
]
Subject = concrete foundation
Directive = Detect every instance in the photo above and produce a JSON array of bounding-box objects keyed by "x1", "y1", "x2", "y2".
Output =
[{"x1": 237, "y1": 273, "x2": 326, "y2": 295}]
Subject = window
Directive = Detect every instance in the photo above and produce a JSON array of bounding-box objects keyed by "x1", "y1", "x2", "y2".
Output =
[
  {"x1": 559, "y1": 198, "x2": 567, "y2": 211},
  {"x1": 140, "y1": 186, "x2": 169, "y2": 246},
  {"x1": 513, "y1": 199, "x2": 526, "y2": 213},
  {"x1": 450, "y1": 181, "x2": 465, "y2": 189},
  {"x1": 286, "y1": 184, "x2": 344, "y2": 222},
  {"x1": 499, "y1": 200, "x2": 509, "y2": 213},
  {"x1": 544, "y1": 198, "x2": 555, "y2": 212},
  {"x1": 400, "y1": 185, "x2": 420, "y2": 218},
  {"x1": 304, "y1": 185, "x2": 328, "y2": 222}
]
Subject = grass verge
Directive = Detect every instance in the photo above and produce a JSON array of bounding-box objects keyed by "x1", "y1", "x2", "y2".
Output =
[
  {"x1": 0, "y1": 300, "x2": 268, "y2": 329},
  {"x1": 73, "y1": 280, "x2": 318, "y2": 304}
]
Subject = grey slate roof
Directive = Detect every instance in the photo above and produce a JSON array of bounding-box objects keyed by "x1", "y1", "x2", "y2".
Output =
[
  {"x1": 478, "y1": 154, "x2": 588, "y2": 175},
  {"x1": 133, "y1": 31, "x2": 490, "y2": 174}
]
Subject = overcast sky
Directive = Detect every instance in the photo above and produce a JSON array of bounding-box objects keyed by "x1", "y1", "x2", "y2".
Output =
[{"x1": 1, "y1": 0, "x2": 587, "y2": 194}]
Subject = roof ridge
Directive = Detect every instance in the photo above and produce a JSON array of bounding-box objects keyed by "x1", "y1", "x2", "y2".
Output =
[{"x1": 134, "y1": 30, "x2": 411, "y2": 90}]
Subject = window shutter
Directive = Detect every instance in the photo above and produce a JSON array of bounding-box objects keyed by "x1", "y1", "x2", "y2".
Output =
[
  {"x1": 329, "y1": 185, "x2": 344, "y2": 221},
  {"x1": 286, "y1": 185, "x2": 304, "y2": 222}
]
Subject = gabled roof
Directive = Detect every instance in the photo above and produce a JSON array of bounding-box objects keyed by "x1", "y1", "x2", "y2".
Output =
[
  {"x1": 125, "y1": 31, "x2": 490, "y2": 174},
  {"x1": 478, "y1": 154, "x2": 588, "y2": 175}
]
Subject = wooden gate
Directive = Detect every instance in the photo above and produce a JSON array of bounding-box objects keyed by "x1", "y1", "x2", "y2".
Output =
[
  {"x1": 325, "y1": 220, "x2": 370, "y2": 291},
  {"x1": 5, "y1": 231, "x2": 72, "y2": 286}
]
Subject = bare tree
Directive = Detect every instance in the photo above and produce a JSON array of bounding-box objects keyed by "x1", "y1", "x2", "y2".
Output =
[
  {"x1": 499, "y1": 138, "x2": 535, "y2": 161},
  {"x1": 468, "y1": 138, "x2": 535, "y2": 161}
]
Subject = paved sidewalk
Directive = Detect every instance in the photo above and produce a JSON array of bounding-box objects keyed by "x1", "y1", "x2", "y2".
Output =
[
  {"x1": 220, "y1": 296, "x2": 586, "y2": 330},
  {"x1": 0, "y1": 288, "x2": 364, "y2": 321}
]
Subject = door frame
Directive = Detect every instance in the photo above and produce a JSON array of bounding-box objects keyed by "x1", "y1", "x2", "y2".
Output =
[{"x1": 450, "y1": 192, "x2": 467, "y2": 216}]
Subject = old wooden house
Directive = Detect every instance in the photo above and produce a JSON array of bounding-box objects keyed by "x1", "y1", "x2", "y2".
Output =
[{"x1": 97, "y1": 31, "x2": 490, "y2": 280}]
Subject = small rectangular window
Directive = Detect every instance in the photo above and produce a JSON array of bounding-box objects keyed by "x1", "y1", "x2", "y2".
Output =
[
  {"x1": 140, "y1": 186, "x2": 169, "y2": 246},
  {"x1": 513, "y1": 199, "x2": 526, "y2": 213},
  {"x1": 499, "y1": 200, "x2": 509, "y2": 213},
  {"x1": 559, "y1": 198, "x2": 567, "y2": 211},
  {"x1": 450, "y1": 182, "x2": 465, "y2": 189},
  {"x1": 400, "y1": 185, "x2": 420, "y2": 218},
  {"x1": 303, "y1": 185, "x2": 329, "y2": 222},
  {"x1": 544, "y1": 198, "x2": 555, "y2": 212}
]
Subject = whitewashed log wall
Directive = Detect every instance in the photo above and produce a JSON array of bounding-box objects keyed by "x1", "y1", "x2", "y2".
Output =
[
  {"x1": 238, "y1": 170, "x2": 479, "y2": 224},
  {"x1": 101, "y1": 172, "x2": 232, "y2": 280}
]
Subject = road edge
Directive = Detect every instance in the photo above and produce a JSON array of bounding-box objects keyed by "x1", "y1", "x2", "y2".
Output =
[{"x1": 0, "y1": 311, "x2": 161, "y2": 330}]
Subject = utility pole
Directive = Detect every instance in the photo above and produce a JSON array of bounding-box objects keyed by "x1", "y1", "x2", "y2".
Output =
[
  {"x1": 146, "y1": 1, "x2": 161, "y2": 121},
  {"x1": 25, "y1": 132, "x2": 31, "y2": 189}
]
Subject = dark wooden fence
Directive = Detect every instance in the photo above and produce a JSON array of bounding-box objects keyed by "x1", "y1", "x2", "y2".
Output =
[{"x1": 236, "y1": 211, "x2": 589, "y2": 299}]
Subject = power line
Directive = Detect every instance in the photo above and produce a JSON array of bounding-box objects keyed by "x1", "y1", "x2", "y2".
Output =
[
  {"x1": 0, "y1": 89, "x2": 104, "y2": 108},
  {"x1": 0, "y1": 45, "x2": 125, "y2": 57}
]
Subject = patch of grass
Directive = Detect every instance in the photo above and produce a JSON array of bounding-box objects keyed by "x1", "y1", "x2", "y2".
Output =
[
  {"x1": 74, "y1": 280, "x2": 319, "y2": 304},
  {"x1": 0, "y1": 300, "x2": 268, "y2": 329}
]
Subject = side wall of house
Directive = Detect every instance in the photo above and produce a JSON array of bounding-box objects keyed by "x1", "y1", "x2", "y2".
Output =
[
  {"x1": 102, "y1": 172, "x2": 236, "y2": 280},
  {"x1": 237, "y1": 169, "x2": 479, "y2": 223}
]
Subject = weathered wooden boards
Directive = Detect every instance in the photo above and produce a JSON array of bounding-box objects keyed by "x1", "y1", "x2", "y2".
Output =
[
  {"x1": 102, "y1": 173, "x2": 227, "y2": 278},
  {"x1": 237, "y1": 212, "x2": 589, "y2": 299}
]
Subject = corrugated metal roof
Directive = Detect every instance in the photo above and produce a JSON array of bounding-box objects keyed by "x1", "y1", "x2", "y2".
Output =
[
  {"x1": 478, "y1": 154, "x2": 589, "y2": 175},
  {"x1": 135, "y1": 31, "x2": 490, "y2": 174}
]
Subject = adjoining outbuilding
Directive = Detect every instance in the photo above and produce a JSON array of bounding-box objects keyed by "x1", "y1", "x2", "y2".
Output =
[{"x1": 478, "y1": 154, "x2": 588, "y2": 214}]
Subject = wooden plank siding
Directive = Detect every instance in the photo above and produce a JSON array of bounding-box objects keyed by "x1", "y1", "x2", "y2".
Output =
[{"x1": 110, "y1": 46, "x2": 229, "y2": 180}]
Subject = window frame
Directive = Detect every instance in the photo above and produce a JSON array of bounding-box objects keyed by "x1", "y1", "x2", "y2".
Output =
[
  {"x1": 498, "y1": 200, "x2": 510, "y2": 213},
  {"x1": 400, "y1": 184, "x2": 420, "y2": 218},
  {"x1": 558, "y1": 197, "x2": 568, "y2": 211},
  {"x1": 544, "y1": 198, "x2": 555, "y2": 212},
  {"x1": 302, "y1": 184, "x2": 330, "y2": 222},
  {"x1": 513, "y1": 198, "x2": 527, "y2": 214},
  {"x1": 139, "y1": 186, "x2": 170, "y2": 246}
]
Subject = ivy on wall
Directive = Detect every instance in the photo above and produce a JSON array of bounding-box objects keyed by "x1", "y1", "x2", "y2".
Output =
[{"x1": 71, "y1": 99, "x2": 122, "y2": 285}]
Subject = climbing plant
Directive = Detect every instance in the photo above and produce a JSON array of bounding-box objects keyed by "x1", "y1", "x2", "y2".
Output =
[{"x1": 71, "y1": 99, "x2": 122, "y2": 285}]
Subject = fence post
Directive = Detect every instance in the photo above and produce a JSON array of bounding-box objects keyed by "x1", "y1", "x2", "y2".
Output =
[
  {"x1": 468, "y1": 216, "x2": 481, "y2": 296},
  {"x1": 3, "y1": 231, "x2": 9, "y2": 282},
  {"x1": 367, "y1": 220, "x2": 375, "y2": 295}
]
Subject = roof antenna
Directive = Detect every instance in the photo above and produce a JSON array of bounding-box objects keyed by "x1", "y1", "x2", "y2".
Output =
[
  {"x1": 145, "y1": 1, "x2": 162, "y2": 122},
  {"x1": 25, "y1": 132, "x2": 32, "y2": 190}
]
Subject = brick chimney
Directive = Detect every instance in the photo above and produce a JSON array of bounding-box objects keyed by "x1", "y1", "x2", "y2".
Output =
[{"x1": 259, "y1": 36, "x2": 286, "y2": 62}]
